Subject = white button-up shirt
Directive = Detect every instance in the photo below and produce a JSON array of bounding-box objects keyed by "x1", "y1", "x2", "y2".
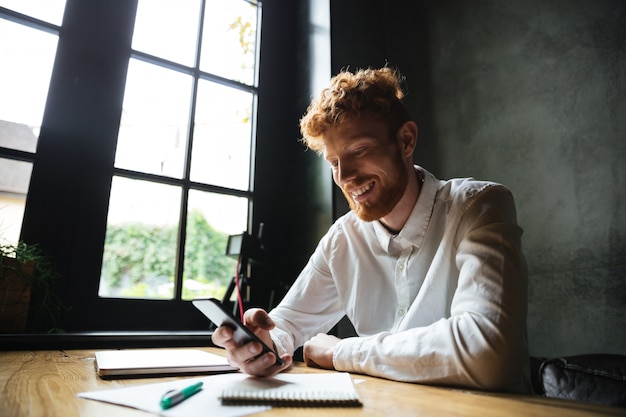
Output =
[{"x1": 270, "y1": 166, "x2": 531, "y2": 392}]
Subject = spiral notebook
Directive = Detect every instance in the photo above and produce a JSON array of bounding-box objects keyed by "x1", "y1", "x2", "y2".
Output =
[{"x1": 219, "y1": 372, "x2": 362, "y2": 407}]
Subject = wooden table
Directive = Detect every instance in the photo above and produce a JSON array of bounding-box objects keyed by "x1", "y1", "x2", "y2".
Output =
[{"x1": 1, "y1": 348, "x2": 624, "y2": 417}]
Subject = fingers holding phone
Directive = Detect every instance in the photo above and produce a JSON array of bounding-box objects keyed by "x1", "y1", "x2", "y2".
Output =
[
  {"x1": 237, "y1": 340, "x2": 292, "y2": 377},
  {"x1": 211, "y1": 313, "x2": 292, "y2": 376},
  {"x1": 194, "y1": 298, "x2": 292, "y2": 376}
]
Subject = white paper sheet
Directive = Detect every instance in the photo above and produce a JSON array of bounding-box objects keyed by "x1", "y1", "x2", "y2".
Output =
[{"x1": 78, "y1": 373, "x2": 270, "y2": 417}]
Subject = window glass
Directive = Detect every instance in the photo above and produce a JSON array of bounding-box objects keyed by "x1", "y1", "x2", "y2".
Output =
[
  {"x1": 114, "y1": 59, "x2": 193, "y2": 178},
  {"x1": 201, "y1": 0, "x2": 259, "y2": 85},
  {"x1": 131, "y1": 0, "x2": 201, "y2": 67},
  {"x1": 100, "y1": 0, "x2": 259, "y2": 302},
  {"x1": 0, "y1": 18, "x2": 58, "y2": 152},
  {"x1": 191, "y1": 80, "x2": 253, "y2": 190},
  {"x1": 0, "y1": 0, "x2": 66, "y2": 25},
  {"x1": 99, "y1": 177, "x2": 181, "y2": 299},
  {"x1": 0, "y1": 10, "x2": 60, "y2": 247},
  {"x1": 182, "y1": 190, "x2": 248, "y2": 300},
  {"x1": 0, "y1": 158, "x2": 32, "y2": 245}
]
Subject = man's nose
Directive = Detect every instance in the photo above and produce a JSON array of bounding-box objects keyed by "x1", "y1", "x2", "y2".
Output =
[{"x1": 336, "y1": 159, "x2": 357, "y2": 185}]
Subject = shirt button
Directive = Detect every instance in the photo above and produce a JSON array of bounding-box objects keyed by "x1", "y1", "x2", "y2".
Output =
[{"x1": 398, "y1": 309, "x2": 405, "y2": 317}]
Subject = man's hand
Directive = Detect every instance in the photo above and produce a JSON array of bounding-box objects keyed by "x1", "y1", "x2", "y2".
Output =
[
  {"x1": 302, "y1": 333, "x2": 341, "y2": 370},
  {"x1": 211, "y1": 308, "x2": 292, "y2": 377}
]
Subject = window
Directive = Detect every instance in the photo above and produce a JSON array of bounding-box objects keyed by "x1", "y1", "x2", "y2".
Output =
[
  {"x1": 13, "y1": 0, "x2": 322, "y2": 332},
  {"x1": 99, "y1": 0, "x2": 261, "y2": 302},
  {"x1": 0, "y1": 1, "x2": 65, "y2": 246}
]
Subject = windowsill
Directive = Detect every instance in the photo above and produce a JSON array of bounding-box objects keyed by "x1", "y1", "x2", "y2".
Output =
[{"x1": 0, "y1": 331, "x2": 216, "y2": 351}]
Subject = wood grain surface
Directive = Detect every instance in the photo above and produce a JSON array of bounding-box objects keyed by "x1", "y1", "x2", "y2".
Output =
[{"x1": 1, "y1": 348, "x2": 623, "y2": 417}]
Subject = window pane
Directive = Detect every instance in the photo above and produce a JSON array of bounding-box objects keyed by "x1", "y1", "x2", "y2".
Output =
[
  {"x1": 0, "y1": 158, "x2": 32, "y2": 246},
  {"x1": 191, "y1": 80, "x2": 253, "y2": 190},
  {"x1": 0, "y1": 0, "x2": 66, "y2": 25},
  {"x1": 115, "y1": 59, "x2": 192, "y2": 178},
  {"x1": 201, "y1": 0, "x2": 259, "y2": 85},
  {"x1": 99, "y1": 177, "x2": 181, "y2": 299},
  {"x1": 0, "y1": 19, "x2": 58, "y2": 152},
  {"x1": 132, "y1": 0, "x2": 201, "y2": 67},
  {"x1": 182, "y1": 190, "x2": 248, "y2": 300}
]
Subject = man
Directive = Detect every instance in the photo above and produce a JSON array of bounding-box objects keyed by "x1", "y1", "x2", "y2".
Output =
[{"x1": 212, "y1": 67, "x2": 531, "y2": 393}]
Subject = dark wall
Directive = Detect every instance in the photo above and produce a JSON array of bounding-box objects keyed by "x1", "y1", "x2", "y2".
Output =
[
  {"x1": 251, "y1": 0, "x2": 333, "y2": 306},
  {"x1": 330, "y1": 0, "x2": 626, "y2": 357}
]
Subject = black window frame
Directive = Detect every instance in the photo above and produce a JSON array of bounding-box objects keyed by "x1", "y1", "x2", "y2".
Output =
[
  {"x1": 10, "y1": 0, "x2": 331, "y2": 333},
  {"x1": 107, "y1": 0, "x2": 261, "y2": 304}
]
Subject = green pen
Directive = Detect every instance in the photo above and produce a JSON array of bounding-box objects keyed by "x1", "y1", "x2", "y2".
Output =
[{"x1": 159, "y1": 381, "x2": 203, "y2": 409}]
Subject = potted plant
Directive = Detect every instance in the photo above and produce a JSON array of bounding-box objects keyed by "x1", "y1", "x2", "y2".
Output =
[{"x1": 0, "y1": 241, "x2": 65, "y2": 333}]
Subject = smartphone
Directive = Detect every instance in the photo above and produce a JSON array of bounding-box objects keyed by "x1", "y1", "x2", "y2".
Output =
[{"x1": 192, "y1": 298, "x2": 284, "y2": 366}]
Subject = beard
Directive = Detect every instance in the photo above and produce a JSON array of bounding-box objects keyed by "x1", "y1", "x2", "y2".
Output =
[{"x1": 342, "y1": 166, "x2": 409, "y2": 222}]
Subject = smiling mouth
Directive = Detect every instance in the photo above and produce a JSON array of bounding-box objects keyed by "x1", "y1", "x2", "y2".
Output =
[{"x1": 350, "y1": 181, "x2": 374, "y2": 200}]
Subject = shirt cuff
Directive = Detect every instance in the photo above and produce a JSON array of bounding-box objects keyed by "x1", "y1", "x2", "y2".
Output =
[
  {"x1": 270, "y1": 327, "x2": 294, "y2": 357},
  {"x1": 333, "y1": 336, "x2": 363, "y2": 373}
]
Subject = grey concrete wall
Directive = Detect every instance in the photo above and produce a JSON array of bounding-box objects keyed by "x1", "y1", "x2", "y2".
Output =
[
  {"x1": 330, "y1": 0, "x2": 626, "y2": 358},
  {"x1": 425, "y1": 0, "x2": 625, "y2": 358}
]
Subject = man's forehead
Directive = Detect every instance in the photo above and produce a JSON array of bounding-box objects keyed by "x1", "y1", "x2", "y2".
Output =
[
  {"x1": 323, "y1": 119, "x2": 390, "y2": 145},
  {"x1": 321, "y1": 135, "x2": 389, "y2": 161},
  {"x1": 325, "y1": 116, "x2": 388, "y2": 138}
]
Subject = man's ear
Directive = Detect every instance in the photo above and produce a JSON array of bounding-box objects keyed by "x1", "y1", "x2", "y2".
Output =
[{"x1": 397, "y1": 121, "x2": 418, "y2": 158}]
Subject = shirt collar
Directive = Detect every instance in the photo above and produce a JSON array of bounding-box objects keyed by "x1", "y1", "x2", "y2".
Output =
[{"x1": 373, "y1": 166, "x2": 438, "y2": 253}]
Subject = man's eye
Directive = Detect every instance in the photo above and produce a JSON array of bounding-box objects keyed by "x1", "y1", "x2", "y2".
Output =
[{"x1": 328, "y1": 160, "x2": 338, "y2": 168}]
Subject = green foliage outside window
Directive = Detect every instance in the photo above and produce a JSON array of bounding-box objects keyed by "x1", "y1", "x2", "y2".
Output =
[{"x1": 100, "y1": 209, "x2": 237, "y2": 299}]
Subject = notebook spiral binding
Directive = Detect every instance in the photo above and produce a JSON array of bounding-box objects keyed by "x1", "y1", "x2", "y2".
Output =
[{"x1": 220, "y1": 388, "x2": 362, "y2": 407}]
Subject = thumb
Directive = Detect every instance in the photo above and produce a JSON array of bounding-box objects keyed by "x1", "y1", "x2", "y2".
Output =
[{"x1": 244, "y1": 308, "x2": 275, "y2": 330}]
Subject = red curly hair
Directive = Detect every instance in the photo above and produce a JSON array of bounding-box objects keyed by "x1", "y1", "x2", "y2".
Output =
[{"x1": 299, "y1": 67, "x2": 412, "y2": 152}]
